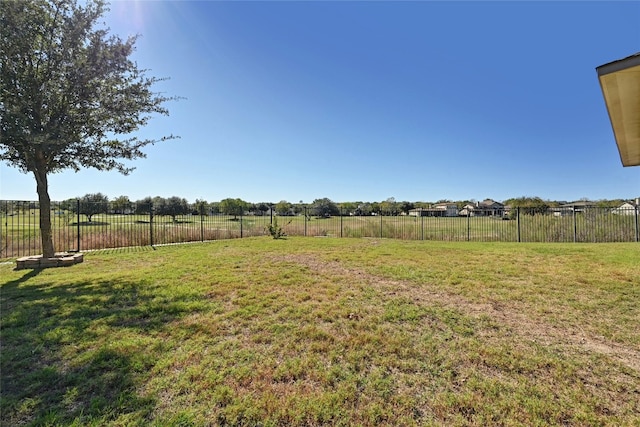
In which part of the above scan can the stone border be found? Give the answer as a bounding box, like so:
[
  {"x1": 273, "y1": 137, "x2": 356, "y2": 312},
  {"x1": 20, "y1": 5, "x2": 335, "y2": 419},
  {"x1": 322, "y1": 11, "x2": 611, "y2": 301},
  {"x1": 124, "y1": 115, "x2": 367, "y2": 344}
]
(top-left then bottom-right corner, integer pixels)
[{"x1": 16, "y1": 252, "x2": 84, "y2": 270}]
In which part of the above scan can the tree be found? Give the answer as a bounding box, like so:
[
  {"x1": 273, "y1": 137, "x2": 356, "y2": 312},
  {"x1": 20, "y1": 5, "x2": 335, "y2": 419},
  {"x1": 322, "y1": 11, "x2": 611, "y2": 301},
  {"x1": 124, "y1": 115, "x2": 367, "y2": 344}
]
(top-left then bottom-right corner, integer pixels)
[
  {"x1": 219, "y1": 198, "x2": 248, "y2": 220},
  {"x1": 209, "y1": 201, "x2": 220, "y2": 215},
  {"x1": 311, "y1": 198, "x2": 339, "y2": 218},
  {"x1": 339, "y1": 201, "x2": 357, "y2": 215},
  {"x1": 193, "y1": 199, "x2": 208, "y2": 216},
  {"x1": 112, "y1": 195, "x2": 132, "y2": 214},
  {"x1": 399, "y1": 201, "x2": 415, "y2": 215},
  {"x1": 292, "y1": 202, "x2": 304, "y2": 216},
  {"x1": 354, "y1": 202, "x2": 373, "y2": 216},
  {"x1": 0, "y1": 0, "x2": 177, "y2": 257},
  {"x1": 59, "y1": 198, "x2": 77, "y2": 213},
  {"x1": 256, "y1": 203, "x2": 270, "y2": 216},
  {"x1": 134, "y1": 197, "x2": 153, "y2": 215},
  {"x1": 155, "y1": 196, "x2": 190, "y2": 222},
  {"x1": 74, "y1": 193, "x2": 109, "y2": 222},
  {"x1": 0, "y1": 201, "x2": 9, "y2": 216},
  {"x1": 504, "y1": 196, "x2": 550, "y2": 216},
  {"x1": 380, "y1": 197, "x2": 399, "y2": 215},
  {"x1": 275, "y1": 200, "x2": 292, "y2": 216},
  {"x1": 596, "y1": 198, "x2": 625, "y2": 208}
]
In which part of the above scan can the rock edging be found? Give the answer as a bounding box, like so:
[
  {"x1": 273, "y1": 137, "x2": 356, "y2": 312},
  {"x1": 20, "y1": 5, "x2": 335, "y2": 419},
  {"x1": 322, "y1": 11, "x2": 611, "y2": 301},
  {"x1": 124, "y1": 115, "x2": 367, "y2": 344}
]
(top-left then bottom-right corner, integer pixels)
[{"x1": 16, "y1": 253, "x2": 84, "y2": 270}]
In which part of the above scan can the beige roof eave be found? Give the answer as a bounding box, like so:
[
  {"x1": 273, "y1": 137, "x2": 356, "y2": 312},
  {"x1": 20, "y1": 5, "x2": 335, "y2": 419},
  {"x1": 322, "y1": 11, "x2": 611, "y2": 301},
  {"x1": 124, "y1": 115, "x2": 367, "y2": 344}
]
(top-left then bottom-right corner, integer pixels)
[{"x1": 597, "y1": 53, "x2": 640, "y2": 167}]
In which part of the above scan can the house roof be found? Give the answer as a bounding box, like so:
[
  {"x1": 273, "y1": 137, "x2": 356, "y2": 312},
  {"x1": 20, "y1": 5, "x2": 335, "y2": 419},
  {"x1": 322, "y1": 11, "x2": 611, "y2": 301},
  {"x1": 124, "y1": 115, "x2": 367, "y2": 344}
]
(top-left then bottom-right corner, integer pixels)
[
  {"x1": 479, "y1": 199, "x2": 504, "y2": 207},
  {"x1": 561, "y1": 201, "x2": 596, "y2": 208},
  {"x1": 596, "y1": 53, "x2": 640, "y2": 167}
]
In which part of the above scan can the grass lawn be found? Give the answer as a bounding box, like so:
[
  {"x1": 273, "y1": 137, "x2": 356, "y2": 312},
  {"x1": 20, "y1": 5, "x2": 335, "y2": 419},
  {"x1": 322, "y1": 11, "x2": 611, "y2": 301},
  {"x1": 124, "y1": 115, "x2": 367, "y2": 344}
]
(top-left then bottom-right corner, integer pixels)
[{"x1": 1, "y1": 237, "x2": 639, "y2": 426}]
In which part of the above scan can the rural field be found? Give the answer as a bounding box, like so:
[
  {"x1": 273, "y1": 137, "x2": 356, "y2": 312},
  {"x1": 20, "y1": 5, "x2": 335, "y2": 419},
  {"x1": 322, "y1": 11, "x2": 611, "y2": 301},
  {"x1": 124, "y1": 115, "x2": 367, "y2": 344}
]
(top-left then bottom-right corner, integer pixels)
[
  {"x1": 1, "y1": 237, "x2": 639, "y2": 426},
  {"x1": 3, "y1": 206, "x2": 638, "y2": 259}
]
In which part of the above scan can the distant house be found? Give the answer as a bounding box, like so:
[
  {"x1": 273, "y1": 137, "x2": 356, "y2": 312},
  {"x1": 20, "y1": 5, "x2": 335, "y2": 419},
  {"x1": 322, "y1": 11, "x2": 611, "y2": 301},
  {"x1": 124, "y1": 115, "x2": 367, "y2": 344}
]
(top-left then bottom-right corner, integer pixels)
[
  {"x1": 560, "y1": 201, "x2": 595, "y2": 212},
  {"x1": 552, "y1": 208, "x2": 572, "y2": 217},
  {"x1": 612, "y1": 201, "x2": 638, "y2": 215},
  {"x1": 434, "y1": 203, "x2": 459, "y2": 217},
  {"x1": 458, "y1": 205, "x2": 475, "y2": 217},
  {"x1": 554, "y1": 201, "x2": 596, "y2": 216},
  {"x1": 409, "y1": 203, "x2": 458, "y2": 217},
  {"x1": 408, "y1": 208, "x2": 422, "y2": 217},
  {"x1": 458, "y1": 199, "x2": 505, "y2": 217},
  {"x1": 503, "y1": 205, "x2": 513, "y2": 217}
]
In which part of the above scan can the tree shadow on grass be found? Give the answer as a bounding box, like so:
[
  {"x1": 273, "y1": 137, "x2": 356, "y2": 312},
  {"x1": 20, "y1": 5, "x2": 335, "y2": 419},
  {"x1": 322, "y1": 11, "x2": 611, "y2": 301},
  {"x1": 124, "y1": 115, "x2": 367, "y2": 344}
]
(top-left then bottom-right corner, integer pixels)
[
  {"x1": 69, "y1": 221, "x2": 110, "y2": 226},
  {"x1": 0, "y1": 271, "x2": 193, "y2": 426}
]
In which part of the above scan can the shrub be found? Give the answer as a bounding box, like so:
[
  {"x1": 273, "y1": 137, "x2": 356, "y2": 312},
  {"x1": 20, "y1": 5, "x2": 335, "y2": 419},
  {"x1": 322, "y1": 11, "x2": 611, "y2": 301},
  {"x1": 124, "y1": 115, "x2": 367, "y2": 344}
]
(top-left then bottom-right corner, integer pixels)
[{"x1": 266, "y1": 216, "x2": 288, "y2": 239}]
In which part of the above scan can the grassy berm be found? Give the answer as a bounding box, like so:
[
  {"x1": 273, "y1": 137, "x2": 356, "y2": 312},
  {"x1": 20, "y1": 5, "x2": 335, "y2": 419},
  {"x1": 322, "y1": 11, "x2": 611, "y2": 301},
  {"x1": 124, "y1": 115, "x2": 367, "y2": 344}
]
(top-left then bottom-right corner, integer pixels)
[{"x1": 1, "y1": 237, "x2": 639, "y2": 426}]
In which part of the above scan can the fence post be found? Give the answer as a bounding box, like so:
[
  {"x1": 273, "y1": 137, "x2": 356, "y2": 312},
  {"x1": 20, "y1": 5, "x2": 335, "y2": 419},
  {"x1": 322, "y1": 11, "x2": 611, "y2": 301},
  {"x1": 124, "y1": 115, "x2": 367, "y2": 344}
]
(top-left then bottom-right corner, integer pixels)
[
  {"x1": 340, "y1": 209, "x2": 343, "y2": 238},
  {"x1": 516, "y1": 207, "x2": 521, "y2": 243},
  {"x1": 149, "y1": 202, "x2": 154, "y2": 247},
  {"x1": 380, "y1": 211, "x2": 383, "y2": 238},
  {"x1": 467, "y1": 212, "x2": 470, "y2": 241},
  {"x1": 573, "y1": 207, "x2": 577, "y2": 243},
  {"x1": 76, "y1": 199, "x2": 81, "y2": 252},
  {"x1": 240, "y1": 211, "x2": 243, "y2": 238},
  {"x1": 3, "y1": 201, "x2": 7, "y2": 257},
  {"x1": 635, "y1": 205, "x2": 639, "y2": 243},
  {"x1": 421, "y1": 215, "x2": 424, "y2": 240},
  {"x1": 304, "y1": 207, "x2": 307, "y2": 236},
  {"x1": 200, "y1": 211, "x2": 204, "y2": 242}
]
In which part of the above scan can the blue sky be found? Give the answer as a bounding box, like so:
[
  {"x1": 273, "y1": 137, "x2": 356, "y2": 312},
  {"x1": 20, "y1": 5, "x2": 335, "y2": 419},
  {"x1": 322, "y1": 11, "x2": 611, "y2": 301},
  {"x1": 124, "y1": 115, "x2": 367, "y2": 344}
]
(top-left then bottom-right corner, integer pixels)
[{"x1": 1, "y1": 0, "x2": 639, "y2": 204}]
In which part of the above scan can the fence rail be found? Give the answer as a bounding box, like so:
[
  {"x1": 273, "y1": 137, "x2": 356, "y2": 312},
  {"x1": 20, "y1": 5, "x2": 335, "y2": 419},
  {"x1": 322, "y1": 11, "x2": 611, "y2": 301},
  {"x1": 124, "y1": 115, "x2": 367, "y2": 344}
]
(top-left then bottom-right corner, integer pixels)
[{"x1": 1, "y1": 200, "x2": 638, "y2": 259}]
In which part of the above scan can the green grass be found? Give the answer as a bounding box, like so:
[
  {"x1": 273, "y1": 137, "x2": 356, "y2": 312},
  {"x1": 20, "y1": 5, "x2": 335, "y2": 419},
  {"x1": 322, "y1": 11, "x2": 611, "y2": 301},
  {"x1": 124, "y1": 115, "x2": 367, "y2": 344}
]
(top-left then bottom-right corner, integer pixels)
[{"x1": 1, "y1": 238, "x2": 639, "y2": 426}]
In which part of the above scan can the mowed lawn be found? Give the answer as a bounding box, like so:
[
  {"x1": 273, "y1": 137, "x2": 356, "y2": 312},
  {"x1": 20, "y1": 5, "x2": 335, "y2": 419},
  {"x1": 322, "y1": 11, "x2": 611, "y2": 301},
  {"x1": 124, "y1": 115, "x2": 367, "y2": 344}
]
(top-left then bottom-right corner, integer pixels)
[{"x1": 1, "y1": 238, "x2": 639, "y2": 426}]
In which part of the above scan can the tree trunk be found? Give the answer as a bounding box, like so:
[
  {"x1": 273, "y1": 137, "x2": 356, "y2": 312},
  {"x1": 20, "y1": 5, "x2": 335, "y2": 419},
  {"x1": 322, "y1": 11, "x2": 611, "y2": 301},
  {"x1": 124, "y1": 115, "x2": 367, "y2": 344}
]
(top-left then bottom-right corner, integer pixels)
[{"x1": 33, "y1": 163, "x2": 56, "y2": 258}]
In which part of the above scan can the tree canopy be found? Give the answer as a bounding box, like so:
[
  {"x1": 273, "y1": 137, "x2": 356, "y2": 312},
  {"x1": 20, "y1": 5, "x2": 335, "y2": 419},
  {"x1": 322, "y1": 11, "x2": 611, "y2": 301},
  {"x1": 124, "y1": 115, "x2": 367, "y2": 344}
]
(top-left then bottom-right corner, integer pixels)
[
  {"x1": 311, "y1": 198, "x2": 340, "y2": 218},
  {"x1": 74, "y1": 193, "x2": 109, "y2": 222},
  {"x1": 154, "y1": 196, "x2": 190, "y2": 222},
  {"x1": 112, "y1": 195, "x2": 132, "y2": 215},
  {"x1": 275, "y1": 200, "x2": 292, "y2": 216},
  {"x1": 219, "y1": 198, "x2": 249, "y2": 219},
  {"x1": 0, "y1": 0, "x2": 177, "y2": 257},
  {"x1": 134, "y1": 197, "x2": 153, "y2": 215},
  {"x1": 503, "y1": 196, "x2": 551, "y2": 216},
  {"x1": 193, "y1": 199, "x2": 208, "y2": 216}
]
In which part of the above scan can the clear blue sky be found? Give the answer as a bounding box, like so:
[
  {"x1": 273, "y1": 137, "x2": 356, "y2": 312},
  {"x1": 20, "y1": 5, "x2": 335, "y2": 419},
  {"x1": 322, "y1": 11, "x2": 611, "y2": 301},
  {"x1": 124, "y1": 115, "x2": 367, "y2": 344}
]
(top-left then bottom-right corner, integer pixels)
[{"x1": 1, "y1": 0, "x2": 639, "y2": 204}]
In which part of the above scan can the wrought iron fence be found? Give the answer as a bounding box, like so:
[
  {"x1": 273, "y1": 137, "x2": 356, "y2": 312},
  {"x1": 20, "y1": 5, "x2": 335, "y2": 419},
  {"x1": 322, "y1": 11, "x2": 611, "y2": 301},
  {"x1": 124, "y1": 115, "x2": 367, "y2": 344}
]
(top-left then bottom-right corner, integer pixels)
[{"x1": 1, "y1": 200, "x2": 638, "y2": 259}]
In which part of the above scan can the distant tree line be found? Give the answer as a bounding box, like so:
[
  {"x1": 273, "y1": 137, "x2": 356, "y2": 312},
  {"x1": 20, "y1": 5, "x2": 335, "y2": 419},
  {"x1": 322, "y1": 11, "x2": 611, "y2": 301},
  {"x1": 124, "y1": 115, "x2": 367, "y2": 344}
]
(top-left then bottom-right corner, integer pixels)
[{"x1": 44, "y1": 194, "x2": 636, "y2": 221}]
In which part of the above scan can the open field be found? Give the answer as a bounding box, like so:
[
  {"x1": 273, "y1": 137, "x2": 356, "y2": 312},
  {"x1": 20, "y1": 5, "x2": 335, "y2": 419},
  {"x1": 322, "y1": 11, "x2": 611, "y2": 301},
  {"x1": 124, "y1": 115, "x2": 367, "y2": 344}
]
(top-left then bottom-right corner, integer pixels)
[
  {"x1": 2, "y1": 206, "x2": 639, "y2": 258},
  {"x1": 1, "y1": 237, "x2": 639, "y2": 426}
]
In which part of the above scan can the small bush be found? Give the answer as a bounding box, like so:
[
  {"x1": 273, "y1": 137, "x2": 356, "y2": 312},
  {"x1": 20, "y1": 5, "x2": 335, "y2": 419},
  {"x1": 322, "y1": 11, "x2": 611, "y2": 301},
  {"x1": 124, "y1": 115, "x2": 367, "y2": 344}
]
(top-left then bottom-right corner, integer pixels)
[{"x1": 266, "y1": 216, "x2": 288, "y2": 239}]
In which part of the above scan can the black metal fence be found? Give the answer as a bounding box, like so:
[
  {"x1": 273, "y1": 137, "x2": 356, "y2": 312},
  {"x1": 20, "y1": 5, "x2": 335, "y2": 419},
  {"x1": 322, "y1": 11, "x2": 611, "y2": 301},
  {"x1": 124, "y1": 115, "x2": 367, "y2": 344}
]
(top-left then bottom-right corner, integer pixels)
[{"x1": 1, "y1": 200, "x2": 638, "y2": 259}]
